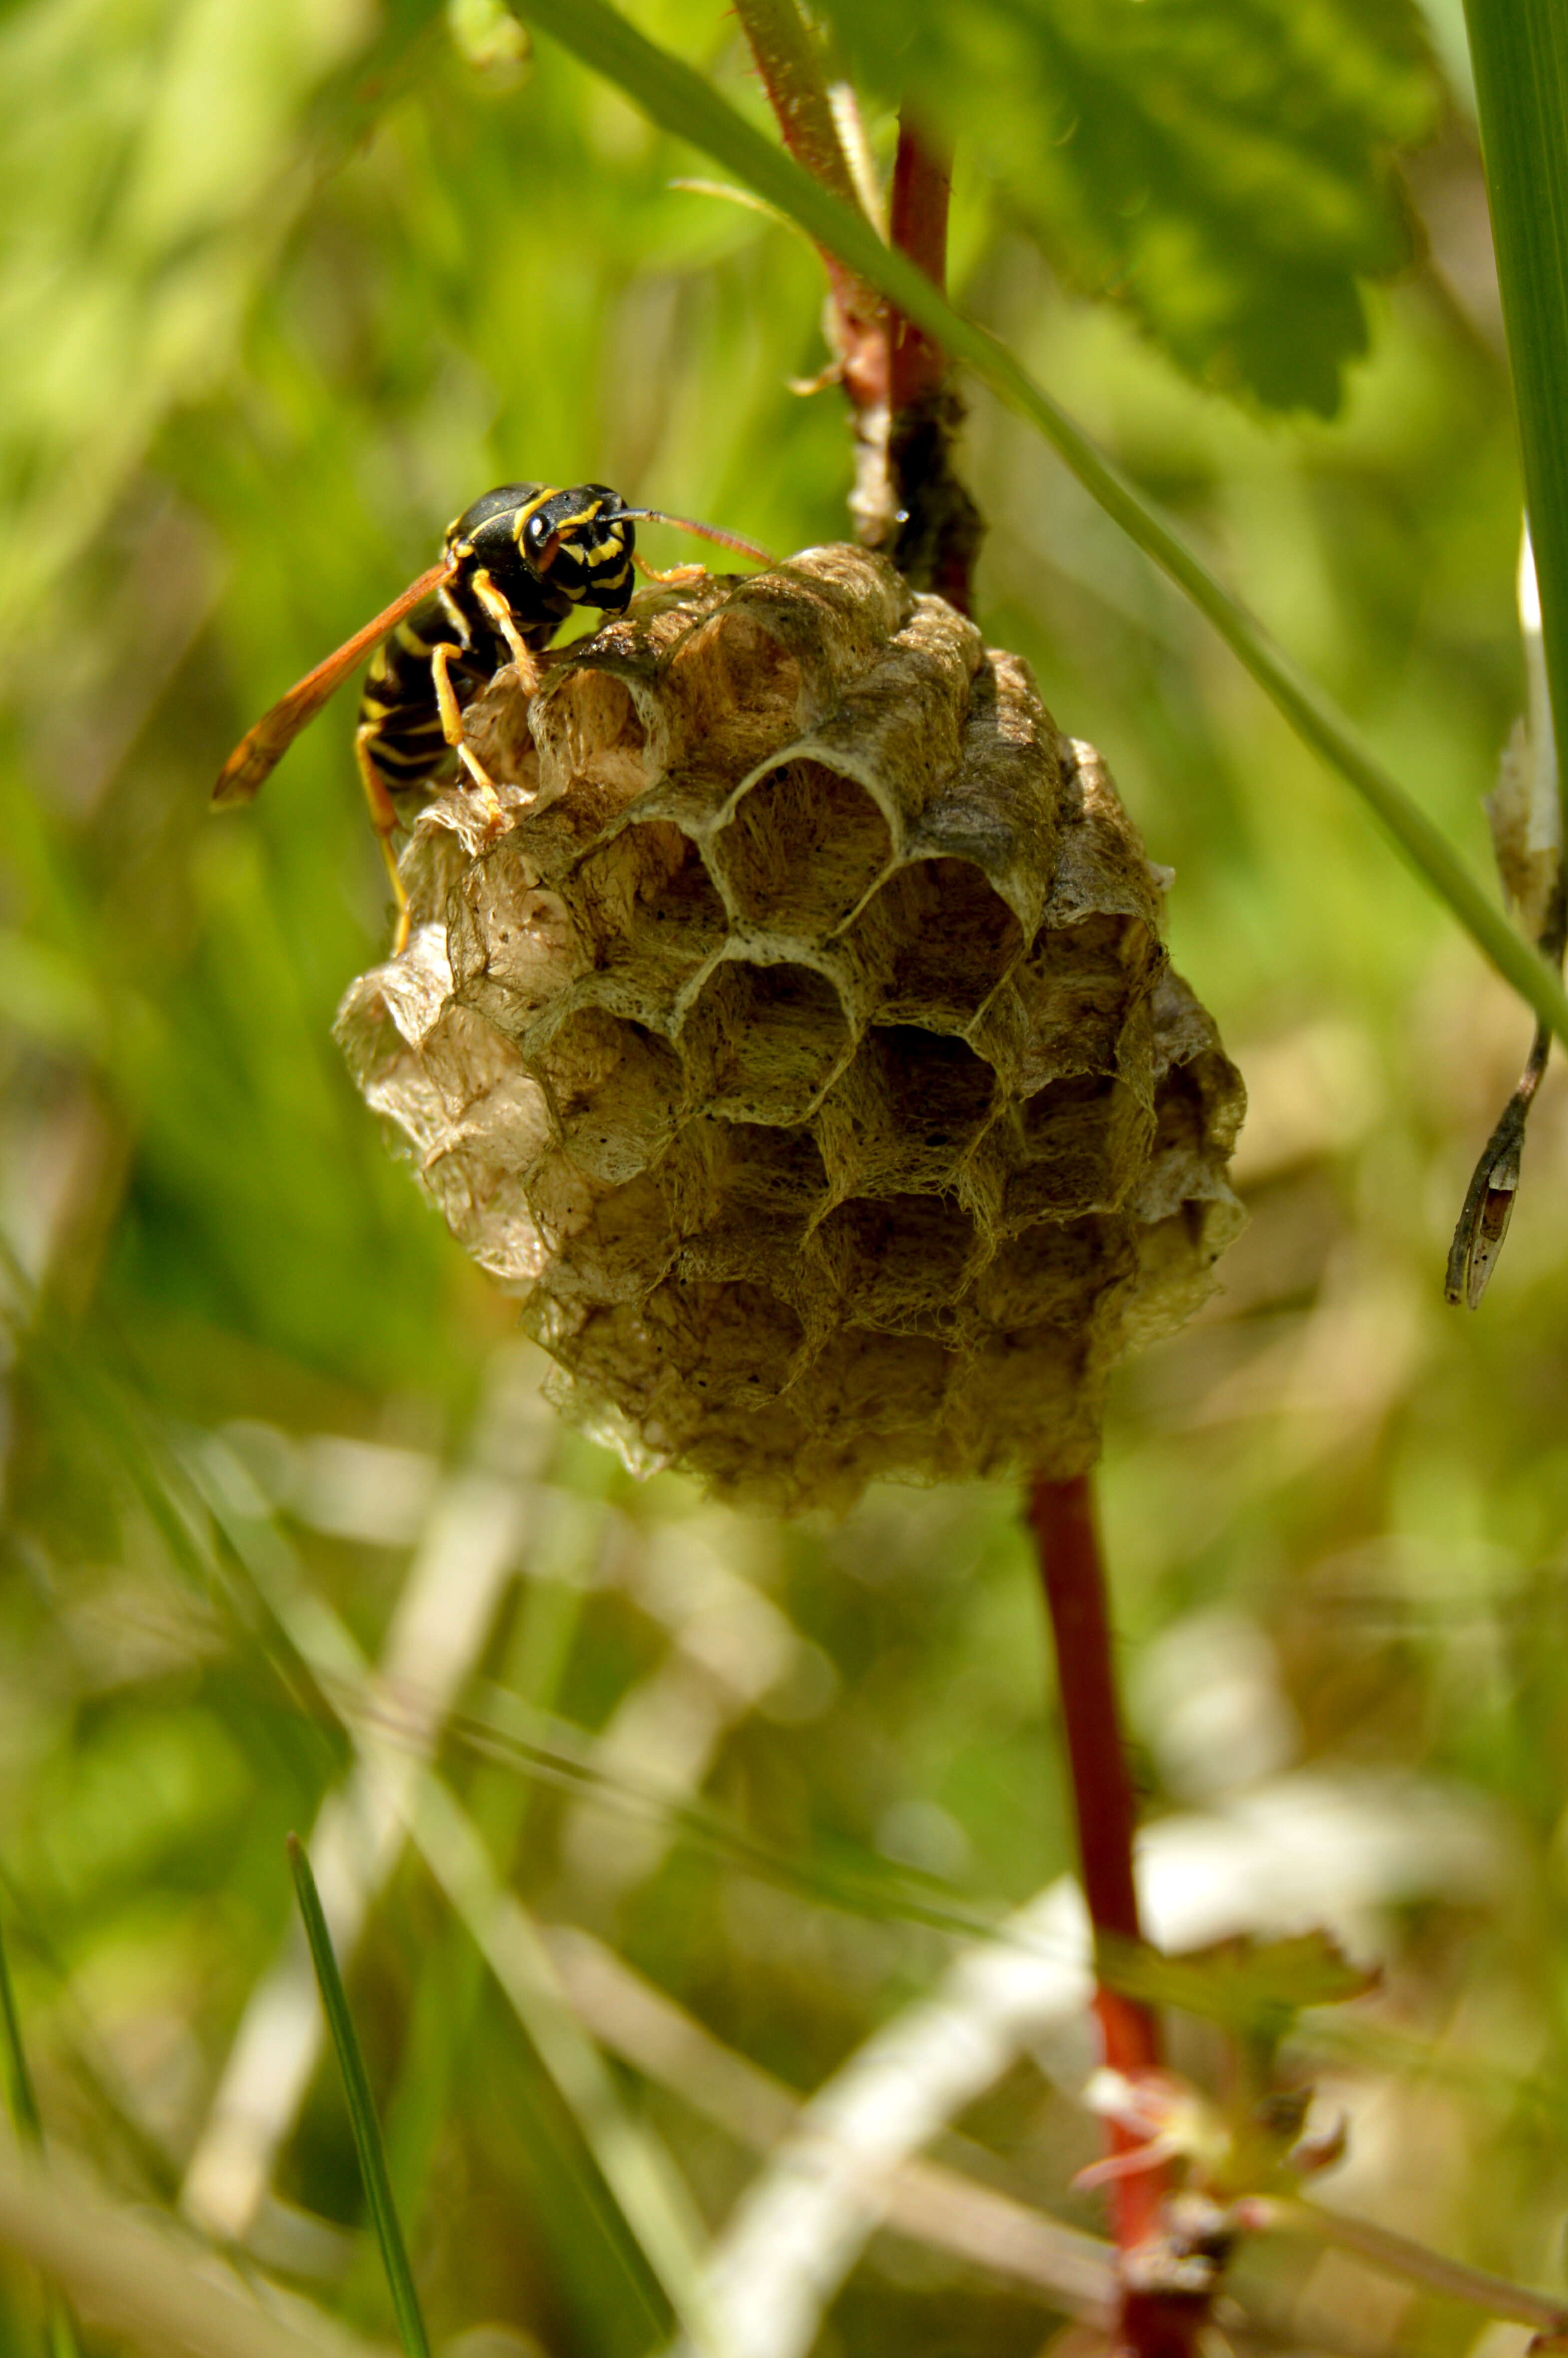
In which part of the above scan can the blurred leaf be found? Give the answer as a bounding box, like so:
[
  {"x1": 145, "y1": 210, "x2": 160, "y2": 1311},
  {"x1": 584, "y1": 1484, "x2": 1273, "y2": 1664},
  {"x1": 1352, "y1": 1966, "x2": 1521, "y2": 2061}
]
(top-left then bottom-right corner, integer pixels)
[
  {"x1": 813, "y1": 0, "x2": 1443, "y2": 412},
  {"x1": 1107, "y1": 1931, "x2": 1379, "y2": 2035}
]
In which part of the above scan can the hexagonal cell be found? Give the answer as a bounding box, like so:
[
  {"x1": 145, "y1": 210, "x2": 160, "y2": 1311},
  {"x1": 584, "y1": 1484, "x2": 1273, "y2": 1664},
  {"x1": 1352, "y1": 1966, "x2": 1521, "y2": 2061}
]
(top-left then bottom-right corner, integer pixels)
[
  {"x1": 445, "y1": 854, "x2": 587, "y2": 1041},
  {"x1": 674, "y1": 1398, "x2": 818, "y2": 1503},
  {"x1": 418, "y1": 1153, "x2": 548, "y2": 1289},
  {"x1": 900, "y1": 650, "x2": 1067, "y2": 935},
  {"x1": 662, "y1": 550, "x2": 912, "y2": 760},
  {"x1": 658, "y1": 1116, "x2": 829, "y2": 1237},
  {"x1": 943, "y1": 1321, "x2": 1103, "y2": 1484},
  {"x1": 1048, "y1": 741, "x2": 1161, "y2": 900},
  {"x1": 785, "y1": 600, "x2": 982, "y2": 845},
  {"x1": 868, "y1": 1022, "x2": 997, "y2": 1153},
  {"x1": 1009, "y1": 912, "x2": 1162, "y2": 1095},
  {"x1": 657, "y1": 1120, "x2": 830, "y2": 1300},
  {"x1": 632, "y1": 1276, "x2": 809, "y2": 1411},
  {"x1": 559, "y1": 821, "x2": 726, "y2": 1019},
  {"x1": 664, "y1": 603, "x2": 810, "y2": 767},
  {"x1": 710, "y1": 759, "x2": 894, "y2": 935},
  {"x1": 1001, "y1": 1071, "x2": 1154, "y2": 1223},
  {"x1": 845, "y1": 856, "x2": 1024, "y2": 1023},
  {"x1": 527, "y1": 1006, "x2": 683, "y2": 1183},
  {"x1": 533, "y1": 1169, "x2": 677, "y2": 1306},
  {"x1": 1148, "y1": 968, "x2": 1247, "y2": 1158},
  {"x1": 789, "y1": 1325, "x2": 954, "y2": 1438},
  {"x1": 530, "y1": 663, "x2": 653, "y2": 812},
  {"x1": 812, "y1": 1192, "x2": 983, "y2": 1330},
  {"x1": 812, "y1": 1026, "x2": 998, "y2": 1199},
  {"x1": 973, "y1": 1216, "x2": 1138, "y2": 1334},
  {"x1": 675, "y1": 957, "x2": 853, "y2": 1123}
]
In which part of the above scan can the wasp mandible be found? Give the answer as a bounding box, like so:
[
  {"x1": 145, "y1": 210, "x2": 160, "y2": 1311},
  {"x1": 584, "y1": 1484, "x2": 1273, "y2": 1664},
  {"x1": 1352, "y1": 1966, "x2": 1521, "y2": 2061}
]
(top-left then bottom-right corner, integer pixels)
[{"x1": 213, "y1": 481, "x2": 773, "y2": 946}]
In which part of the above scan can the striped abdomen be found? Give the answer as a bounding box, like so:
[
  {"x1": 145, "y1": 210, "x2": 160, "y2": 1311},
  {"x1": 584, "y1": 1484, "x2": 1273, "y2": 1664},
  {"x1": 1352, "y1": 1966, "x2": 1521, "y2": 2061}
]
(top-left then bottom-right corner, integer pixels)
[{"x1": 357, "y1": 594, "x2": 501, "y2": 791}]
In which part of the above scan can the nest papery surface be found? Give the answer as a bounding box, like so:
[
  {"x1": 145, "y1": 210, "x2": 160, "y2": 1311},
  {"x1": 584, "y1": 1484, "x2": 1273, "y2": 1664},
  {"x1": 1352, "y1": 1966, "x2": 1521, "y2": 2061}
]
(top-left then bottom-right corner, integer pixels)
[{"x1": 337, "y1": 546, "x2": 1244, "y2": 1513}]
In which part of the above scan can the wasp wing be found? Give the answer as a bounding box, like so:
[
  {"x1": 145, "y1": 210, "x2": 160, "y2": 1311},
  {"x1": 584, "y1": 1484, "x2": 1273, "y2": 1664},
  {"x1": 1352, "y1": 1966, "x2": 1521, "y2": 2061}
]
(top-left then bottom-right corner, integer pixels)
[{"x1": 212, "y1": 561, "x2": 454, "y2": 806}]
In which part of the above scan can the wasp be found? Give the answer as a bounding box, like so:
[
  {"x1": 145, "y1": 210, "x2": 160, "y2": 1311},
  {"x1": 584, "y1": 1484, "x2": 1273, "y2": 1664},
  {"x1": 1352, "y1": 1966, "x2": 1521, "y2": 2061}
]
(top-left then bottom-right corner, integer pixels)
[{"x1": 213, "y1": 481, "x2": 773, "y2": 947}]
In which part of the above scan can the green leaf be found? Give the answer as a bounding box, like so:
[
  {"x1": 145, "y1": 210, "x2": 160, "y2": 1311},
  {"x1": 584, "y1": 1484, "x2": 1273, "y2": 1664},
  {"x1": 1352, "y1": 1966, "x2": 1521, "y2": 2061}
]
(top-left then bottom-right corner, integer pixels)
[
  {"x1": 1106, "y1": 1930, "x2": 1379, "y2": 2032},
  {"x1": 507, "y1": 0, "x2": 1568, "y2": 1051},
  {"x1": 811, "y1": 0, "x2": 1443, "y2": 413},
  {"x1": 287, "y1": 1836, "x2": 433, "y2": 2358}
]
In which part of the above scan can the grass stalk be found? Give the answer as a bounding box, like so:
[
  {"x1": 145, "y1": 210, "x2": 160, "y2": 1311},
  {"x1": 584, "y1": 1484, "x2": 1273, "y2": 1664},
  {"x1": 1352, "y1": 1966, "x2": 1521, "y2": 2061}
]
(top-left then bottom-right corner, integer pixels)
[
  {"x1": 510, "y1": 0, "x2": 1568, "y2": 1050},
  {"x1": 1462, "y1": 0, "x2": 1568, "y2": 823},
  {"x1": 286, "y1": 1837, "x2": 432, "y2": 2358}
]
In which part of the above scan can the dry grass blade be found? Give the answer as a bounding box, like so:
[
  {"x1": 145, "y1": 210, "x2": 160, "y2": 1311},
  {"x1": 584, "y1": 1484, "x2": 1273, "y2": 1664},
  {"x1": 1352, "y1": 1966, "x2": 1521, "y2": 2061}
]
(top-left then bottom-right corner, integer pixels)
[{"x1": 0, "y1": 2132, "x2": 389, "y2": 2358}]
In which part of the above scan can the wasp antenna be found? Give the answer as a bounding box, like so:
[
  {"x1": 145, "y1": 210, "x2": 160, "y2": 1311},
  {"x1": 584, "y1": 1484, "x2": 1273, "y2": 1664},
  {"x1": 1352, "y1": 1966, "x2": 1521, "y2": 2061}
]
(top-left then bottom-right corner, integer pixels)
[{"x1": 621, "y1": 511, "x2": 777, "y2": 568}]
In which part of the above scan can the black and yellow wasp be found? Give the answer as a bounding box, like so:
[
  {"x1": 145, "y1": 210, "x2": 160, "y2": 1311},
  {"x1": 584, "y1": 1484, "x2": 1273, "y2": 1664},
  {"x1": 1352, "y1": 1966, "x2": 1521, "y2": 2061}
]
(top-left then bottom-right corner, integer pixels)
[{"x1": 213, "y1": 481, "x2": 771, "y2": 945}]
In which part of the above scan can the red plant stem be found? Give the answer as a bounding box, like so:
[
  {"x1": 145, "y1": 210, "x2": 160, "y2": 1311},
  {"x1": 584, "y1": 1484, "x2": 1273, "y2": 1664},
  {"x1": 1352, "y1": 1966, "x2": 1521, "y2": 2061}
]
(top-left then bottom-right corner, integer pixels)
[
  {"x1": 887, "y1": 113, "x2": 951, "y2": 414},
  {"x1": 1030, "y1": 1473, "x2": 1202, "y2": 2358}
]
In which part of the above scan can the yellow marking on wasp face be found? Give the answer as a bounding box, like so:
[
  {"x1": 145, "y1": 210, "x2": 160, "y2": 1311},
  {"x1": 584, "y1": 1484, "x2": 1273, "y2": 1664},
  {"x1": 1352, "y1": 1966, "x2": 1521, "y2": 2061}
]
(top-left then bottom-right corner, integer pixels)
[
  {"x1": 509, "y1": 489, "x2": 558, "y2": 544},
  {"x1": 573, "y1": 531, "x2": 629, "y2": 567},
  {"x1": 551, "y1": 498, "x2": 607, "y2": 536}
]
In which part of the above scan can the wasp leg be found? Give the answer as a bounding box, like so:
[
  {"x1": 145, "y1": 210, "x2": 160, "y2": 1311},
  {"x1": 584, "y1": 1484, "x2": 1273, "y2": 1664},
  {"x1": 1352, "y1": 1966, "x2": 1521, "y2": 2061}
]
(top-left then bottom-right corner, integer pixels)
[
  {"x1": 355, "y1": 725, "x2": 414, "y2": 954},
  {"x1": 428, "y1": 640, "x2": 508, "y2": 833},
  {"x1": 468, "y1": 569, "x2": 545, "y2": 685},
  {"x1": 634, "y1": 554, "x2": 707, "y2": 587}
]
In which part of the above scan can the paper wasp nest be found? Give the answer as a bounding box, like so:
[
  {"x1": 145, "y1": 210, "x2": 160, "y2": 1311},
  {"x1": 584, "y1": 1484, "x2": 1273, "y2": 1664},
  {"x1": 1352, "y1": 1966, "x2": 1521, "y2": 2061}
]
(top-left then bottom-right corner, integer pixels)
[{"x1": 337, "y1": 548, "x2": 1244, "y2": 1513}]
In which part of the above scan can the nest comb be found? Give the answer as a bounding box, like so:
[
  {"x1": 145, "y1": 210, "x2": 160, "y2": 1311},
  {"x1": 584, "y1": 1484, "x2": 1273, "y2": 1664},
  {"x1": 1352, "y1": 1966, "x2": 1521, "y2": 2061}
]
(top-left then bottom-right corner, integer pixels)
[{"x1": 337, "y1": 545, "x2": 1244, "y2": 1514}]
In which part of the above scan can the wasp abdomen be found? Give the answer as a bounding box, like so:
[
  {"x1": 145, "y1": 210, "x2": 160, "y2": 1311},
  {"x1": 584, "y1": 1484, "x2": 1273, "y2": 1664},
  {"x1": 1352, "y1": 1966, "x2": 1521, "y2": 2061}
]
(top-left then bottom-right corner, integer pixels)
[{"x1": 358, "y1": 596, "x2": 499, "y2": 787}]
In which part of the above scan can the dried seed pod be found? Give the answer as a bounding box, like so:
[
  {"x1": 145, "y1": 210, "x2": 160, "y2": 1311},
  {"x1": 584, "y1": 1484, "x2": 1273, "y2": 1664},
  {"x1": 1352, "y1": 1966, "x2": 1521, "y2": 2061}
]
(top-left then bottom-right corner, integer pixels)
[{"x1": 337, "y1": 546, "x2": 1244, "y2": 1513}]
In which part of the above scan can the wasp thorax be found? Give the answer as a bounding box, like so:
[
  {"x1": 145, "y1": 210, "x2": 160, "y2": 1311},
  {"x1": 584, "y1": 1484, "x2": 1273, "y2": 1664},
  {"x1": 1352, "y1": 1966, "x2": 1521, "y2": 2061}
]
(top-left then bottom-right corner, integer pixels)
[{"x1": 337, "y1": 545, "x2": 1244, "y2": 1514}]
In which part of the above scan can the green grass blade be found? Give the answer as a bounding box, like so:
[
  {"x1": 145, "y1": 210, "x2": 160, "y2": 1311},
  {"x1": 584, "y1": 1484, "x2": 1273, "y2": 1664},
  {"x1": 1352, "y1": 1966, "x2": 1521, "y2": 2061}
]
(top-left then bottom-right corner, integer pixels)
[
  {"x1": 0, "y1": 1919, "x2": 45, "y2": 2152},
  {"x1": 0, "y1": 1915, "x2": 83, "y2": 2358},
  {"x1": 1462, "y1": 0, "x2": 1568, "y2": 824},
  {"x1": 285, "y1": 1836, "x2": 432, "y2": 2358},
  {"x1": 510, "y1": 0, "x2": 1568, "y2": 1051}
]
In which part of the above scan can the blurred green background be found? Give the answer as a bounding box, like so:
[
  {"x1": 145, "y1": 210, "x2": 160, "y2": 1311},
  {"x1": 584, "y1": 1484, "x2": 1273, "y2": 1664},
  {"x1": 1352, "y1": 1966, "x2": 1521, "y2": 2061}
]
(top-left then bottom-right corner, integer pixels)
[{"x1": 3, "y1": 1, "x2": 1567, "y2": 2353}]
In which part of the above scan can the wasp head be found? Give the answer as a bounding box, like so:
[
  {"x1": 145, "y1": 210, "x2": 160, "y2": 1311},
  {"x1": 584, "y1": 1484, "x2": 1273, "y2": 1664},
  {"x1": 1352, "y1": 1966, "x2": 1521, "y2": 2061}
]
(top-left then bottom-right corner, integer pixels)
[{"x1": 446, "y1": 483, "x2": 637, "y2": 630}]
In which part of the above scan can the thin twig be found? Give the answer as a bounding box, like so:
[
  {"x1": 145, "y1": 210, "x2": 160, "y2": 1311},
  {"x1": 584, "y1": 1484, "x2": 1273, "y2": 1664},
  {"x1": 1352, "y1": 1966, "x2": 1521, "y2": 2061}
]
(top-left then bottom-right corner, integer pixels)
[
  {"x1": 882, "y1": 112, "x2": 983, "y2": 609},
  {"x1": 730, "y1": 8, "x2": 983, "y2": 598}
]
